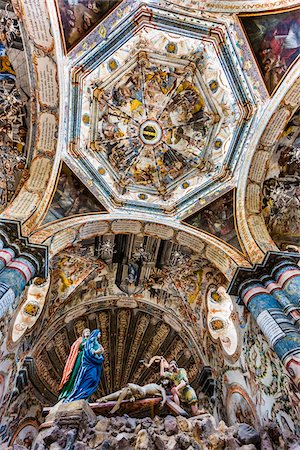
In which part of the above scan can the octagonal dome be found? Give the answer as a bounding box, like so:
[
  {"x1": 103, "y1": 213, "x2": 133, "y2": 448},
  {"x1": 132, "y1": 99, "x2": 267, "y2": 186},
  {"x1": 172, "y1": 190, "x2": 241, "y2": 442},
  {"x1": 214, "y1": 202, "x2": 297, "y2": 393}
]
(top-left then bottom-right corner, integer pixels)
[
  {"x1": 89, "y1": 51, "x2": 218, "y2": 198},
  {"x1": 68, "y1": 10, "x2": 255, "y2": 215}
]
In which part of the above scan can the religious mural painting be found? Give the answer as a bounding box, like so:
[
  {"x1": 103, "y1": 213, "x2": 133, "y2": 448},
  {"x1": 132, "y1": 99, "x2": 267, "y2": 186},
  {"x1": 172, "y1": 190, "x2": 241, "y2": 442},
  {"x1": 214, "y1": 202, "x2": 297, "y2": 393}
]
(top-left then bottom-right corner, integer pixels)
[
  {"x1": 43, "y1": 163, "x2": 107, "y2": 223},
  {"x1": 10, "y1": 421, "x2": 39, "y2": 448},
  {"x1": 55, "y1": 0, "x2": 122, "y2": 52},
  {"x1": 0, "y1": 29, "x2": 29, "y2": 213},
  {"x1": 226, "y1": 386, "x2": 258, "y2": 428},
  {"x1": 240, "y1": 7, "x2": 300, "y2": 94},
  {"x1": 77, "y1": 25, "x2": 251, "y2": 212},
  {"x1": 90, "y1": 50, "x2": 214, "y2": 197},
  {"x1": 262, "y1": 107, "x2": 300, "y2": 248},
  {"x1": 183, "y1": 190, "x2": 243, "y2": 252}
]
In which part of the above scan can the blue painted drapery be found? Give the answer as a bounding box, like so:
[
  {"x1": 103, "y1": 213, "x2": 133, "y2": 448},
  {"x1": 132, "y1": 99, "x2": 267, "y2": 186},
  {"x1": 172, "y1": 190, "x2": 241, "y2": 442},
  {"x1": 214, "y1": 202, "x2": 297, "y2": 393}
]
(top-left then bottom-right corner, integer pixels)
[{"x1": 65, "y1": 329, "x2": 104, "y2": 403}]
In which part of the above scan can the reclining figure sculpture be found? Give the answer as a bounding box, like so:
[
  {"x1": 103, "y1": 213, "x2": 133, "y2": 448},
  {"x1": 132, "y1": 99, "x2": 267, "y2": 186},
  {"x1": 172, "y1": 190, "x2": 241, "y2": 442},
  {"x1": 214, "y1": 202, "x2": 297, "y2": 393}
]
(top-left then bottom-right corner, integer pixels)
[{"x1": 97, "y1": 382, "x2": 167, "y2": 414}]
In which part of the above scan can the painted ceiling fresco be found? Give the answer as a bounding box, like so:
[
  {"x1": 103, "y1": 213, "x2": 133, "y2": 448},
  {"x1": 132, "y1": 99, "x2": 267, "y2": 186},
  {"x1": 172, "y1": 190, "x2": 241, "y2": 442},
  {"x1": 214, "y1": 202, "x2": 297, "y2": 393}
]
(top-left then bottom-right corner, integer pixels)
[
  {"x1": 0, "y1": 9, "x2": 29, "y2": 214},
  {"x1": 262, "y1": 107, "x2": 300, "y2": 249},
  {"x1": 91, "y1": 52, "x2": 215, "y2": 197},
  {"x1": 240, "y1": 8, "x2": 300, "y2": 94},
  {"x1": 56, "y1": 0, "x2": 121, "y2": 51},
  {"x1": 183, "y1": 190, "x2": 243, "y2": 253},
  {"x1": 43, "y1": 163, "x2": 106, "y2": 223},
  {"x1": 70, "y1": 23, "x2": 254, "y2": 214},
  {"x1": 43, "y1": 233, "x2": 226, "y2": 326}
]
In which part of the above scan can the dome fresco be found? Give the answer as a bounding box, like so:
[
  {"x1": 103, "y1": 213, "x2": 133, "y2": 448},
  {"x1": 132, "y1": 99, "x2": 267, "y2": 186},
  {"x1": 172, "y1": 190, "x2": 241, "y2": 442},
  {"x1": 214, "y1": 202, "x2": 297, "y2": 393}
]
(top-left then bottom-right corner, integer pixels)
[
  {"x1": 90, "y1": 52, "x2": 215, "y2": 197},
  {"x1": 1, "y1": 0, "x2": 300, "y2": 447},
  {"x1": 71, "y1": 25, "x2": 254, "y2": 213}
]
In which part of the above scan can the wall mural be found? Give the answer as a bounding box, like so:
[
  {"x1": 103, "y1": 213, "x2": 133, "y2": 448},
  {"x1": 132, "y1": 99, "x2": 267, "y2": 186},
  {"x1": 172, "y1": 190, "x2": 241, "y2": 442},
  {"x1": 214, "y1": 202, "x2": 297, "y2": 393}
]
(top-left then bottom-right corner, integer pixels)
[
  {"x1": 220, "y1": 313, "x2": 300, "y2": 439},
  {"x1": 262, "y1": 107, "x2": 300, "y2": 248},
  {"x1": 48, "y1": 250, "x2": 104, "y2": 316},
  {"x1": 0, "y1": 28, "x2": 29, "y2": 213},
  {"x1": 226, "y1": 387, "x2": 258, "y2": 428},
  {"x1": 240, "y1": 8, "x2": 300, "y2": 94},
  {"x1": 43, "y1": 163, "x2": 106, "y2": 223},
  {"x1": 239, "y1": 318, "x2": 300, "y2": 436},
  {"x1": 183, "y1": 190, "x2": 243, "y2": 252},
  {"x1": 56, "y1": 0, "x2": 122, "y2": 52},
  {"x1": 10, "y1": 420, "x2": 39, "y2": 448},
  {"x1": 0, "y1": 300, "x2": 43, "y2": 446}
]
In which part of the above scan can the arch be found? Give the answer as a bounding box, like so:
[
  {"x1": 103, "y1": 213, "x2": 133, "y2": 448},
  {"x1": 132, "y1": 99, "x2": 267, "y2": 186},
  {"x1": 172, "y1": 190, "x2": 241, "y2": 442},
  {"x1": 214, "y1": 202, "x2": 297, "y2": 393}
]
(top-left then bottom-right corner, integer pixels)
[
  {"x1": 160, "y1": 0, "x2": 300, "y2": 13},
  {"x1": 32, "y1": 295, "x2": 206, "y2": 364},
  {"x1": 0, "y1": 0, "x2": 63, "y2": 232},
  {"x1": 236, "y1": 59, "x2": 300, "y2": 263},
  {"x1": 206, "y1": 0, "x2": 300, "y2": 12},
  {"x1": 29, "y1": 213, "x2": 251, "y2": 279}
]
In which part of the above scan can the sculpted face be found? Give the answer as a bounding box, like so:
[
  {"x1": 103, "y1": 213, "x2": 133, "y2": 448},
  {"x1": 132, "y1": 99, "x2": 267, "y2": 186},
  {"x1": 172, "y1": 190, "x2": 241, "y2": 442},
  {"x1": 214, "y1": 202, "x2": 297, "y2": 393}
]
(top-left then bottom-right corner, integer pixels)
[
  {"x1": 169, "y1": 361, "x2": 178, "y2": 373},
  {"x1": 83, "y1": 328, "x2": 91, "y2": 338}
]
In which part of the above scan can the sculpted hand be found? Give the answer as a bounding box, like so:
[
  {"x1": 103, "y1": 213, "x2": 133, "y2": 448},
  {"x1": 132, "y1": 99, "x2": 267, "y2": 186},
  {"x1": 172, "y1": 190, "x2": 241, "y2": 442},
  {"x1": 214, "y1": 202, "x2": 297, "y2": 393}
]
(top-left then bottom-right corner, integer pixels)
[{"x1": 94, "y1": 345, "x2": 104, "y2": 355}]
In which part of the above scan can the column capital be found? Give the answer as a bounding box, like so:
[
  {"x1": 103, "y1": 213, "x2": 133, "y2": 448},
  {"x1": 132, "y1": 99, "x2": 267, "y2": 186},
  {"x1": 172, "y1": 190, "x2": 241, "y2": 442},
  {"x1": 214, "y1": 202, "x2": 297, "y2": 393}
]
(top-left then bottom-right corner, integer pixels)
[
  {"x1": 0, "y1": 219, "x2": 48, "y2": 278},
  {"x1": 227, "y1": 251, "x2": 300, "y2": 302}
]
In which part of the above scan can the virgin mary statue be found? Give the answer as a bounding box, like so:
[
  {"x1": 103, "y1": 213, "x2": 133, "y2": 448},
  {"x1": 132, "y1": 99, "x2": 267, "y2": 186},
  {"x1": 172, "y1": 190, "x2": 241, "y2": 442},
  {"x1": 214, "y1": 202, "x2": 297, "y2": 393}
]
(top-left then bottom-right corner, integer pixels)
[
  {"x1": 65, "y1": 329, "x2": 104, "y2": 403},
  {"x1": 58, "y1": 328, "x2": 91, "y2": 400}
]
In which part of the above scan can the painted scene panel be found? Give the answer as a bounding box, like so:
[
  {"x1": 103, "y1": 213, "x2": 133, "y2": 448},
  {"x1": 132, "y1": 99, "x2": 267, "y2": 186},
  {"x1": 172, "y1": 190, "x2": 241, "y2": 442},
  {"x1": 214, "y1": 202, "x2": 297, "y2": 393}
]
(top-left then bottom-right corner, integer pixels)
[
  {"x1": 240, "y1": 8, "x2": 300, "y2": 94},
  {"x1": 183, "y1": 190, "x2": 243, "y2": 252},
  {"x1": 43, "y1": 163, "x2": 106, "y2": 223},
  {"x1": 56, "y1": 0, "x2": 122, "y2": 51}
]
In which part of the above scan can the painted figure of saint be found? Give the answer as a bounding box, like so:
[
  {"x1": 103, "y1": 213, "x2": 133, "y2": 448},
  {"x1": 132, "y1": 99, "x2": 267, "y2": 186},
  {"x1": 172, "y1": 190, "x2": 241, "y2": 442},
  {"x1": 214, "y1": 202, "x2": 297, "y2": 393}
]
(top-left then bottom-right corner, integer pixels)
[
  {"x1": 160, "y1": 358, "x2": 202, "y2": 416},
  {"x1": 65, "y1": 329, "x2": 104, "y2": 403},
  {"x1": 58, "y1": 328, "x2": 91, "y2": 400},
  {"x1": 0, "y1": 43, "x2": 16, "y2": 81}
]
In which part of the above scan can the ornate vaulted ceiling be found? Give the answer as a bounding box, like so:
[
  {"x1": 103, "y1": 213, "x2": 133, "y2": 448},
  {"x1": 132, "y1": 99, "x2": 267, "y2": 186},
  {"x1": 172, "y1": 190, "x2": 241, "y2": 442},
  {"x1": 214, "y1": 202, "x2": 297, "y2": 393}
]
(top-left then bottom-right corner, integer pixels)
[
  {"x1": 69, "y1": 17, "x2": 255, "y2": 215},
  {"x1": 2, "y1": 0, "x2": 300, "y2": 412}
]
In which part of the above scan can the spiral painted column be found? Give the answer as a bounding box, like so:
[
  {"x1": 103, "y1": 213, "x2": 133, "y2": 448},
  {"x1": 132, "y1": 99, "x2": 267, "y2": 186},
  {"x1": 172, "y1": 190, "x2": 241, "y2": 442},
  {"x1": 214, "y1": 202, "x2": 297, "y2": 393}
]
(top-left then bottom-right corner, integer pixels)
[
  {"x1": 0, "y1": 254, "x2": 39, "y2": 318},
  {"x1": 272, "y1": 261, "x2": 300, "y2": 308},
  {"x1": 262, "y1": 275, "x2": 300, "y2": 325},
  {"x1": 0, "y1": 245, "x2": 16, "y2": 273},
  {"x1": 0, "y1": 220, "x2": 48, "y2": 320},
  {"x1": 239, "y1": 279, "x2": 300, "y2": 389},
  {"x1": 0, "y1": 233, "x2": 19, "y2": 273}
]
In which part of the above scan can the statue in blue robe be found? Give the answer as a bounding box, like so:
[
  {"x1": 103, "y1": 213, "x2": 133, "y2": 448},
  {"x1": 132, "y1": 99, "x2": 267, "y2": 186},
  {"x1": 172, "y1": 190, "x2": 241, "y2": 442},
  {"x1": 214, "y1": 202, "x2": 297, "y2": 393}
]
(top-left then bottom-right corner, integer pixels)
[{"x1": 64, "y1": 329, "x2": 104, "y2": 403}]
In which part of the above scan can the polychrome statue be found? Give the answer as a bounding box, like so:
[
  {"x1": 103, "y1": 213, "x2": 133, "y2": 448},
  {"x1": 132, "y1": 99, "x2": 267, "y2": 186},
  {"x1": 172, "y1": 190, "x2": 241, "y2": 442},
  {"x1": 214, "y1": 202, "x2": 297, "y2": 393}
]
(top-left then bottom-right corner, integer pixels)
[
  {"x1": 64, "y1": 329, "x2": 104, "y2": 403},
  {"x1": 159, "y1": 357, "x2": 202, "y2": 416},
  {"x1": 97, "y1": 382, "x2": 167, "y2": 414},
  {"x1": 58, "y1": 328, "x2": 91, "y2": 401}
]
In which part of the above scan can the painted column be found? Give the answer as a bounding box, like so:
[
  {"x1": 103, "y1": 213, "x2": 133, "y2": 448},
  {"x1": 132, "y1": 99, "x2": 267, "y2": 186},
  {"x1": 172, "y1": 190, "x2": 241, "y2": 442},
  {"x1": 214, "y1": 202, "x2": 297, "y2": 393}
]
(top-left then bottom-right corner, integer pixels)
[
  {"x1": 239, "y1": 279, "x2": 300, "y2": 390},
  {"x1": 0, "y1": 235, "x2": 18, "y2": 273},
  {"x1": 0, "y1": 245, "x2": 16, "y2": 273},
  {"x1": 262, "y1": 275, "x2": 300, "y2": 325},
  {"x1": 272, "y1": 261, "x2": 300, "y2": 308},
  {"x1": 0, "y1": 253, "x2": 38, "y2": 318},
  {"x1": 0, "y1": 219, "x2": 48, "y2": 320}
]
